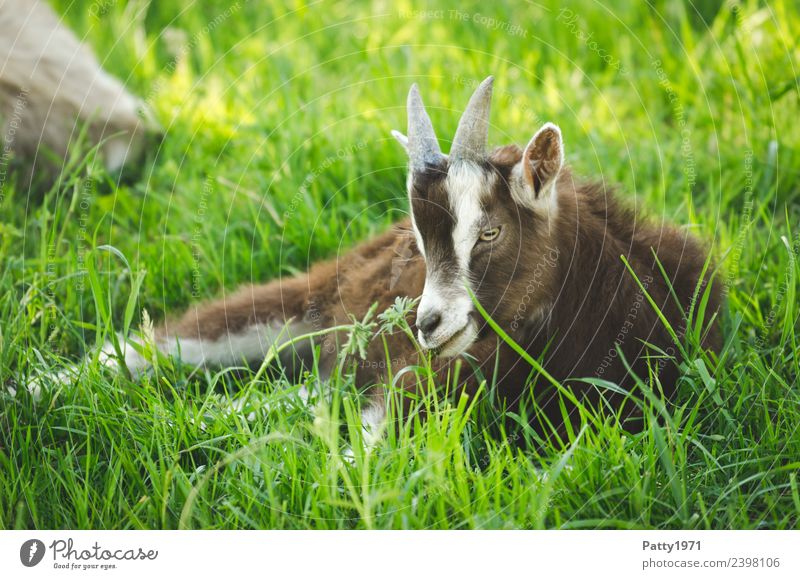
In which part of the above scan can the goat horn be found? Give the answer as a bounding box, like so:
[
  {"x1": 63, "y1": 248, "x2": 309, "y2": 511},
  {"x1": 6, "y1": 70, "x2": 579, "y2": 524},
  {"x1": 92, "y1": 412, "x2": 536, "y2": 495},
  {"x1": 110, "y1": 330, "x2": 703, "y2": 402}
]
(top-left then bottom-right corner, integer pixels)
[
  {"x1": 450, "y1": 75, "x2": 494, "y2": 162},
  {"x1": 407, "y1": 83, "x2": 443, "y2": 170}
]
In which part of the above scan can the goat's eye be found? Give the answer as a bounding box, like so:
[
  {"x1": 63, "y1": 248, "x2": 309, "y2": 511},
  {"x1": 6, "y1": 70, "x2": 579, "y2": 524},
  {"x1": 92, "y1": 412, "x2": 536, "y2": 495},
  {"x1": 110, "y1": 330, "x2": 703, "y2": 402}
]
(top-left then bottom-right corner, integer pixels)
[{"x1": 478, "y1": 227, "x2": 501, "y2": 242}]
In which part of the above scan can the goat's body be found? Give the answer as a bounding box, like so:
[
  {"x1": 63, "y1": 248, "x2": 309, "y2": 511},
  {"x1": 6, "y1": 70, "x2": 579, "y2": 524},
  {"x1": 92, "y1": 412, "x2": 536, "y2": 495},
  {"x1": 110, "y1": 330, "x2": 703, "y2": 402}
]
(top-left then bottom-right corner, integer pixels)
[
  {"x1": 155, "y1": 221, "x2": 426, "y2": 383},
  {"x1": 112, "y1": 167, "x2": 720, "y2": 431},
  {"x1": 545, "y1": 178, "x2": 721, "y2": 388},
  {"x1": 23, "y1": 77, "x2": 722, "y2": 437}
]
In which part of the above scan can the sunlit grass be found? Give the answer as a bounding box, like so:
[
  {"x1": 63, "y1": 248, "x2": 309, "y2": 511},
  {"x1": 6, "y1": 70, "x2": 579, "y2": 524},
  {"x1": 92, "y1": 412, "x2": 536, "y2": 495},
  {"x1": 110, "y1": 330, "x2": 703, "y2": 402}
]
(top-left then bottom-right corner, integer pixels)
[{"x1": 0, "y1": 0, "x2": 798, "y2": 529}]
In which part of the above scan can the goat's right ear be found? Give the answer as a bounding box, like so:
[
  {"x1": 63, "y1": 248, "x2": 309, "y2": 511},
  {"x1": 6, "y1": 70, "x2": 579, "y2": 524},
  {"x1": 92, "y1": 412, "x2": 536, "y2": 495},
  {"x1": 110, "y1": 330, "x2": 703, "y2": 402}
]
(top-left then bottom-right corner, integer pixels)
[
  {"x1": 511, "y1": 122, "x2": 564, "y2": 209},
  {"x1": 391, "y1": 129, "x2": 409, "y2": 153}
]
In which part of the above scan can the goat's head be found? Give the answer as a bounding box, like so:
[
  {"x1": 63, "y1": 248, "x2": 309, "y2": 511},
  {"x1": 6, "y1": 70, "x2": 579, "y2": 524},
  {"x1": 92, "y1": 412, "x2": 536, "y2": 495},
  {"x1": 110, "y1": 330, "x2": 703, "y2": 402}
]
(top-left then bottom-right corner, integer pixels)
[{"x1": 393, "y1": 76, "x2": 564, "y2": 357}]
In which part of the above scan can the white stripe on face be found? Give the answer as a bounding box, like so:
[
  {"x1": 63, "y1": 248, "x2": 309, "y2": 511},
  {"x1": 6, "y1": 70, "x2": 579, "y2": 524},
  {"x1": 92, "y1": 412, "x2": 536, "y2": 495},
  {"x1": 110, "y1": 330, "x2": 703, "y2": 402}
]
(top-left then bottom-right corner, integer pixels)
[
  {"x1": 446, "y1": 161, "x2": 493, "y2": 278},
  {"x1": 410, "y1": 161, "x2": 493, "y2": 355}
]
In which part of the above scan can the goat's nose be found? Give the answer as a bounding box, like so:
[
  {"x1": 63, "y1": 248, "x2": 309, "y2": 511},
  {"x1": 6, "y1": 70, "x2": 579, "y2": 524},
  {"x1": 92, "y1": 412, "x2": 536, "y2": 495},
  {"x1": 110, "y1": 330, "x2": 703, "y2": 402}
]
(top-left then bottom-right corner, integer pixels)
[{"x1": 417, "y1": 311, "x2": 442, "y2": 336}]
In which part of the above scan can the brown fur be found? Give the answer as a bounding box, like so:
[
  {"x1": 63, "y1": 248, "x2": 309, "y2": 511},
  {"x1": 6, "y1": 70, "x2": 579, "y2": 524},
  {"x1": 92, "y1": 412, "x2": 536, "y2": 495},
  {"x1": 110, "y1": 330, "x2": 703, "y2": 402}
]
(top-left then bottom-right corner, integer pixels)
[{"x1": 159, "y1": 143, "x2": 722, "y2": 432}]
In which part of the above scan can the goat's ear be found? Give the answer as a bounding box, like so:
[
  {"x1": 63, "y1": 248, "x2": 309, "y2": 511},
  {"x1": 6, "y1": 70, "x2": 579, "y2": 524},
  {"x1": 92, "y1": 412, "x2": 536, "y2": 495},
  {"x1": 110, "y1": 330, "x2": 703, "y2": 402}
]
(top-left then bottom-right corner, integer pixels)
[
  {"x1": 512, "y1": 122, "x2": 564, "y2": 208},
  {"x1": 391, "y1": 129, "x2": 409, "y2": 152}
]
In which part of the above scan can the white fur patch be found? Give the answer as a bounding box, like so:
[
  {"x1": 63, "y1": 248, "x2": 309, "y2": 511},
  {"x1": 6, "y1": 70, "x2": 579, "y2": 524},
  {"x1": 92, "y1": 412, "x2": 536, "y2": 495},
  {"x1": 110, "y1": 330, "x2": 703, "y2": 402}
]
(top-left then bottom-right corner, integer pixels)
[
  {"x1": 436, "y1": 319, "x2": 479, "y2": 358},
  {"x1": 18, "y1": 321, "x2": 312, "y2": 400},
  {"x1": 414, "y1": 161, "x2": 493, "y2": 356},
  {"x1": 159, "y1": 321, "x2": 313, "y2": 369},
  {"x1": 417, "y1": 275, "x2": 474, "y2": 352},
  {"x1": 360, "y1": 403, "x2": 386, "y2": 448},
  {"x1": 446, "y1": 161, "x2": 493, "y2": 274}
]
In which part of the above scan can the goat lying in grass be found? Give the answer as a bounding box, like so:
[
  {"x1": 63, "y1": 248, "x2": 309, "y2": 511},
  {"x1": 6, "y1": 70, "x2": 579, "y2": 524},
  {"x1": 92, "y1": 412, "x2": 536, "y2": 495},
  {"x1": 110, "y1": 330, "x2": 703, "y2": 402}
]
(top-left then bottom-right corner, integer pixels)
[{"x1": 27, "y1": 76, "x2": 722, "y2": 436}]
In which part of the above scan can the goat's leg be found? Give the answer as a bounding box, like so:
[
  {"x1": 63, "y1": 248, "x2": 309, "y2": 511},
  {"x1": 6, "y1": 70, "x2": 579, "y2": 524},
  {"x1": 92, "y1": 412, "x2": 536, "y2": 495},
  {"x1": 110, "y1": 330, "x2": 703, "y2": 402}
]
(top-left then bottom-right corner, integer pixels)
[
  {"x1": 126, "y1": 277, "x2": 321, "y2": 377},
  {"x1": 22, "y1": 276, "x2": 320, "y2": 396}
]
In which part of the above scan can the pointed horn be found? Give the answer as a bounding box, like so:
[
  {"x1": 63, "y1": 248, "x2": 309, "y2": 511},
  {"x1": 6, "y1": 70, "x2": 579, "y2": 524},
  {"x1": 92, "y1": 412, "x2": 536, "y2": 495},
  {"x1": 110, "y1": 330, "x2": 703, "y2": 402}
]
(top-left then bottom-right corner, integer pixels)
[
  {"x1": 450, "y1": 75, "x2": 494, "y2": 162},
  {"x1": 407, "y1": 83, "x2": 443, "y2": 170}
]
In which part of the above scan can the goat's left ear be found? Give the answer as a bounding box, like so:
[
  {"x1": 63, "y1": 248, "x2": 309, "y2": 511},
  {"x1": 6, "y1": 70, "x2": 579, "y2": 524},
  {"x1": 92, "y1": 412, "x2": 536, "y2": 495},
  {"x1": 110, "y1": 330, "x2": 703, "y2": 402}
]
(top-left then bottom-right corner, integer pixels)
[
  {"x1": 512, "y1": 122, "x2": 564, "y2": 208},
  {"x1": 391, "y1": 130, "x2": 409, "y2": 152}
]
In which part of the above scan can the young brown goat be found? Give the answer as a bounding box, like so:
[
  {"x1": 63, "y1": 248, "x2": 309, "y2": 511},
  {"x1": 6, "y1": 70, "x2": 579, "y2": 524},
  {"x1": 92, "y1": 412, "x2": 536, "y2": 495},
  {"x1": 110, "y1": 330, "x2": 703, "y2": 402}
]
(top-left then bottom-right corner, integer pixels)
[{"x1": 33, "y1": 76, "x2": 722, "y2": 435}]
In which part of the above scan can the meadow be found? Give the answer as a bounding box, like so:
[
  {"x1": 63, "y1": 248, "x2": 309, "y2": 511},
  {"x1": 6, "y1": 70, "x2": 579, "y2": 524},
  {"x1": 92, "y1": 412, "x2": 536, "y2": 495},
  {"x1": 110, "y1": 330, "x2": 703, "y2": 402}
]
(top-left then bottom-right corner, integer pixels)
[{"x1": 1, "y1": 0, "x2": 799, "y2": 529}]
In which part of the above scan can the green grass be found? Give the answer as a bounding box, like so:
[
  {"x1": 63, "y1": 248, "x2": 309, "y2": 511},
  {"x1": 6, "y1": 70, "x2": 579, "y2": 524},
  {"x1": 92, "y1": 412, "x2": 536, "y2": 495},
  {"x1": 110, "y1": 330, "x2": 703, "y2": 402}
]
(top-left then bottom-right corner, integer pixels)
[{"x1": 1, "y1": 0, "x2": 799, "y2": 529}]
